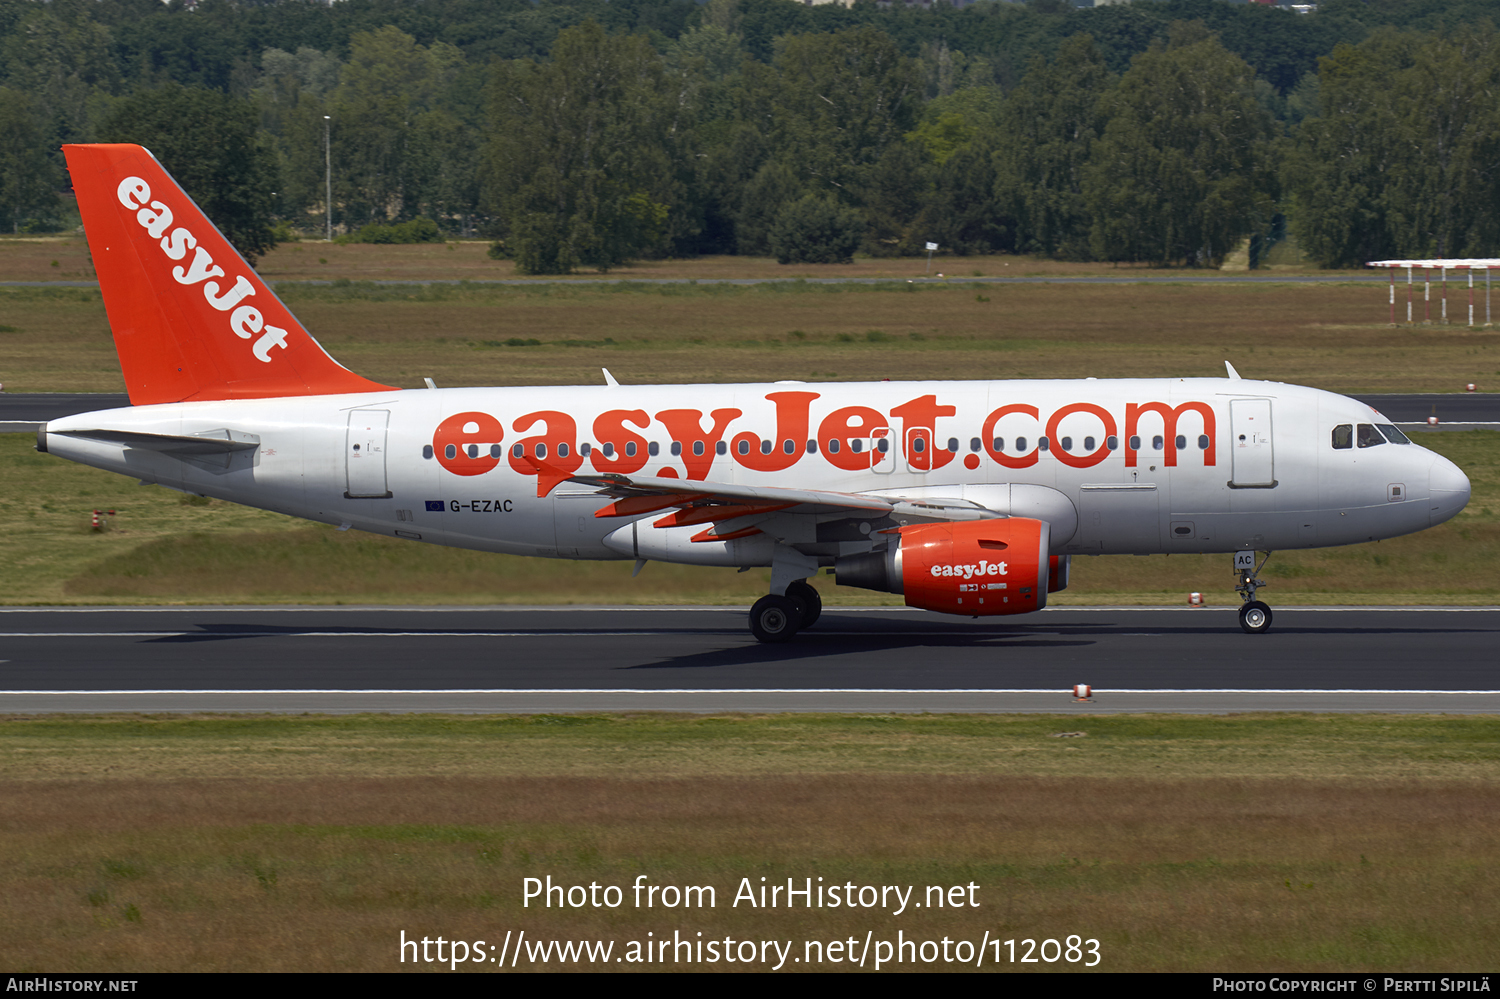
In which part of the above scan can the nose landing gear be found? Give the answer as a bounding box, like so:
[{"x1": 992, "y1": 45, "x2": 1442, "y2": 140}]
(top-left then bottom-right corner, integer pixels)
[{"x1": 1234, "y1": 550, "x2": 1273, "y2": 634}]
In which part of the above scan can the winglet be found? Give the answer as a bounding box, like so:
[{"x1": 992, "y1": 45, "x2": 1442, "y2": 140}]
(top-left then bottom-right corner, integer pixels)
[
  {"x1": 1225, "y1": 360, "x2": 1242, "y2": 380},
  {"x1": 63, "y1": 143, "x2": 397, "y2": 405}
]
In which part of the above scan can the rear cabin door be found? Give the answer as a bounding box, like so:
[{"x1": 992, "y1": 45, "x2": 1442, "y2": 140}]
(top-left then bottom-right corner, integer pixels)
[{"x1": 345, "y1": 409, "x2": 392, "y2": 498}]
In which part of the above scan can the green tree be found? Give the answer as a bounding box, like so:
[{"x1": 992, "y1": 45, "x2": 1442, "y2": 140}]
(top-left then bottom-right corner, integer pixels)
[
  {"x1": 767, "y1": 27, "x2": 922, "y2": 197},
  {"x1": 734, "y1": 160, "x2": 804, "y2": 257},
  {"x1": 0, "y1": 86, "x2": 62, "y2": 232},
  {"x1": 99, "y1": 84, "x2": 279, "y2": 264},
  {"x1": 0, "y1": 3, "x2": 120, "y2": 169},
  {"x1": 327, "y1": 26, "x2": 468, "y2": 227},
  {"x1": 1292, "y1": 29, "x2": 1500, "y2": 265},
  {"x1": 996, "y1": 35, "x2": 1112, "y2": 259},
  {"x1": 1083, "y1": 23, "x2": 1279, "y2": 266},
  {"x1": 768, "y1": 192, "x2": 865, "y2": 264},
  {"x1": 483, "y1": 20, "x2": 689, "y2": 273}
]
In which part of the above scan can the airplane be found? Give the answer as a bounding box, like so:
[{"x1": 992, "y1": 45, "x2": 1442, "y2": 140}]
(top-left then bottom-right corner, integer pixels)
[{"x1": 37, "y1": 144, "x2": 1472, "y2": 642}]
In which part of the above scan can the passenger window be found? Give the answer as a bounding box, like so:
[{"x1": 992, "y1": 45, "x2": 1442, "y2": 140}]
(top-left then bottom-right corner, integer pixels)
[
  {"x1": 1084, "y1": 436, "x2": 1096, "y2": 451},
  {"x1": 1060, "y1": 437, "x2": 1073, "y2": 452},
  {"x1": 805, "y1": 440, "x2": 817, "y2": 453},
  {"x1": 1332, "y1": 425, "x2": 1352, "y2": 449},
  {"x1": 445, "y1": 444, "x2": 457, "y2": 460},
  {"x1": 877, "y1": 438, "x2": 889, "y2": 453},
  {"x1": 579, "y1": 443, "x2": 591, "y2": 457},
  {"x1": 511, "y1": 443, "x2": 524, "y2": 458},
  {"x1": 970, "y1": 438, "x2": 982, "y2": 453},
  {"x1": 1014, "y1": 436, "x2": 1026, "y2": 452},
  {"x1": 851, "y1": 439, "x2": 863, "y2": 454},
  {"x1": 1197, "y1": 435, "x2": 1209, "y2": 450},
  {"x1": 913, "y1": 437, "x2": 926, "y2": 453},
  {"x1": 467, "y1": 444, "x2": 479, "y2": 459},
  {"x1": 670, "y1": 441, "x2": 681, "y2": 456},
  {"x1": 1039, "y1": 437, "x2": 1050, "y2": 451},
  {"x1": 648, "y1": 442, "x2": 659, "y2": 456},
  {"x1": 1376, "y1": 424, "x2": 1411, "y2": 444},
  {"x1": 1174, "y1": 435, "x2": 1186, "y2": 450},
  {"x1": 489, "y1": 444, "x2": 502, "y2": 458},
  {"x1": 760, "y1": 439, "x2": 773, "y2": 455},
  {"x1": 1107, "y1": 435, "x2": 1118, "y2": 450},
  {"x1": 716, "y1": 441, "x2": 727, "y2": 455},
  {"x1": 557, "y1": 443, "x2": 569, "y2": 458},
  {"x1": 1357, "y1": 424, "x2": 1385, "y2": 448},
  {"x1": 535, "y1": 443, "x2": 547, "y2": 459},
  {"x1": 625, "y1": 441, "x2": 637, "y2": 457},
  {"x1": 737, "y1": 439, "x2": 749, "y2": 455},
  {"x1": 783, "y1": 439, "x2": 795, "y2": 455},
  {"x1": 993, "y1": 437, "x2": 1004, "y2": 452},
  {"x1": 947, "y1": 437, "x2": 959, "y2": 452},
  {"x1": 828, "y1": 439, "x2": 841, "y2": 454},
  {"x1": 1153, "y1": 435, "x2": 1164, "y2": 450},
  {"x1": 692, "y1": 441, "x2": 704, "y2": 456},
  {"x1": 603, "y1": 442, "x2": 615, "y2": 457},
  {"x1": 1129, "y1": 435, "x2": 1140, "y2": 450}
]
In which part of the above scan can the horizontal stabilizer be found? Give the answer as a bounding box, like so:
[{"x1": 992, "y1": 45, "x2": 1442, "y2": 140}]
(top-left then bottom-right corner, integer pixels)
[{"x1": 55, "y1": 427, "x2": 260, "y2": 455}]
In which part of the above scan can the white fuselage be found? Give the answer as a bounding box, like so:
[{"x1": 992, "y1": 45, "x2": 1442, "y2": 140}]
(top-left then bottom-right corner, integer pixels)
[{"x1": 41, "y1": 377, "x2": 1470, "y2": 567}]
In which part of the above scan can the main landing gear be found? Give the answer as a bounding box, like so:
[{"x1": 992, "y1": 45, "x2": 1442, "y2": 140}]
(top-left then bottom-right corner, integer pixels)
[
  {"x1": 1234, "y1": 550, "x2": 1274, "y2": 634},
  {"x1": 749, "y1": 579, "x2": 822, "y2": 643}
]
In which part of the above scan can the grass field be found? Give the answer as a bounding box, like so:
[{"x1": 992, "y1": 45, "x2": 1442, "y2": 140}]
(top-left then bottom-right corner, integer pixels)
[
  {"x1": 3, "y1": 250, "x2": 1498, "y2": 394},
  {"x1": 2, "y1": 713, "x2": 1498, "y2": 972}
]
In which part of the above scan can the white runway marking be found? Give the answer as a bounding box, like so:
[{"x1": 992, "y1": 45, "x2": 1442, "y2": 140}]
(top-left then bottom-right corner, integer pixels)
[{"x1": 6, "y1": 688, "x2": 1499, "y2": 696}]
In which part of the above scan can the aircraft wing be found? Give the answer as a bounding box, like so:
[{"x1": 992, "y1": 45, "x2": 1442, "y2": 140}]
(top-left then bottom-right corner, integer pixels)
[{"x1": 556, "y1": 467, "x2": 1002, "y2": 536}]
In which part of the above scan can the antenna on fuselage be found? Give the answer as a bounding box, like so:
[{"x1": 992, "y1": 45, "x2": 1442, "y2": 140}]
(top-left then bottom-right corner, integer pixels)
[
  {"x1": 1224, "y1": 361, "x2": 1243, "y2": 380},
  {"x1": 602, "y1": 368, "x2": 620, "y2": 387}
]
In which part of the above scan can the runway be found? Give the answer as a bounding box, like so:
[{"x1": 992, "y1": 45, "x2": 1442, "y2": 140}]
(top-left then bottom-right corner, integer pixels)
[{"x1": 2, "y1": 606, "x2": 1496, "y2": 714}]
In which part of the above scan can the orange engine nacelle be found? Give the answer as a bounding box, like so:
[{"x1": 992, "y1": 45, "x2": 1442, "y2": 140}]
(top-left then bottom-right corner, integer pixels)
[{"x1": 835, "y1": 518, "x2": 1051, "y2": 616}]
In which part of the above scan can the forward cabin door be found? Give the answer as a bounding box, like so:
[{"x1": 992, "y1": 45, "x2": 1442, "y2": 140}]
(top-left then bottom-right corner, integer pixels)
[
  {"x1": 1229, "y1": 398, "x2": 1276, "y2": 488},
  {"x1": 345, "y1": 409, "x2": 392, "y2": 498}
]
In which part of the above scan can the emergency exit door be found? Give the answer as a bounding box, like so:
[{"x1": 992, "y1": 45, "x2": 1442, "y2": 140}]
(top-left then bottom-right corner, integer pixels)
[{"x1": 1229, "y1": 398, "x2": 1276, "y2": 488}]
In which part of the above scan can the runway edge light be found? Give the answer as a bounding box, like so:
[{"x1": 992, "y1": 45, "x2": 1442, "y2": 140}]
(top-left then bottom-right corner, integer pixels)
[{"x1": 1073, "y1": 684, "x2": 1093, "y2": 702}]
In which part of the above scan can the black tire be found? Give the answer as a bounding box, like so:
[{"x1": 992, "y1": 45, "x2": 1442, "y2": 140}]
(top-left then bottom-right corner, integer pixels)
[
  {"x1": 785, "y1": 580, "x2": 822, "y2": 629},
  {"x1": 749, "y1": 594, "x2": 803, "y2": 643},
  {"x1": 1239, "y1": 600, "x2": 1272, "y2": 634}
]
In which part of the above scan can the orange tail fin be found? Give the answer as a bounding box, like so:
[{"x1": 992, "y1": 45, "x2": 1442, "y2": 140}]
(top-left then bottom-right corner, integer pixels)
[{"x1": 64, "y1": 143, "x2": 396, "y2": 404}]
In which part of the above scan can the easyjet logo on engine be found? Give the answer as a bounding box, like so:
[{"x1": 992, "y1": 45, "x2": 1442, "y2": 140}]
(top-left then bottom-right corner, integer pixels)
[
  {"x1": 116, "y1": 176, "x2": 289, "y2": 363},
  {"x1": 931, "y1": 560, "x2": 1008, "y2": 579}
]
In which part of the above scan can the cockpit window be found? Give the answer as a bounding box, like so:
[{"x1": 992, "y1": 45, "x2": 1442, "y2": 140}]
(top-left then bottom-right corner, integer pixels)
[
  {"x1": 1332, "y1": 425, "x2": 1352, "y2": 449},
  {"x1": 1376, "y1": 424, "x2": 1412, "y2": 445},
  {"x1": 1357, "y1": 423, "x2": 1385, "y2": 448}
]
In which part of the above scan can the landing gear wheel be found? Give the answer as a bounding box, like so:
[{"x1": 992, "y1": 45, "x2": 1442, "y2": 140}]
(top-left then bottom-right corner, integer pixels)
[
  {"x1": 1239, "y1": 600, "x2": 1272, "y2": 634},
  {"x1": 749, "y1": 594, "x2": 804, "y2": 643},
  {"x1": 785, "y1": 580, "x2": 822, "y2": 629}
]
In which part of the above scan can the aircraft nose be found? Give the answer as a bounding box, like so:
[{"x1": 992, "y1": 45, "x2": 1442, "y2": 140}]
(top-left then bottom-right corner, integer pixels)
[{"x1": 1428, "y1": 454, "x2": 1471, "y2": 527}]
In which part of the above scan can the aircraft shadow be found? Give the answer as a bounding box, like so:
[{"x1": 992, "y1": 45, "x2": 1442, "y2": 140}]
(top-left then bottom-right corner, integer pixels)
[{"x1": 617, "y1": 632, "x2": 1097, "y2": 671}]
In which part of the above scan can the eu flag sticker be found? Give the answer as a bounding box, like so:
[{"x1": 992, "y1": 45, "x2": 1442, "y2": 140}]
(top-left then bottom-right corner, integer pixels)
[{"x1": 425, "y1": 500, "x2": 445, "y2": 512}]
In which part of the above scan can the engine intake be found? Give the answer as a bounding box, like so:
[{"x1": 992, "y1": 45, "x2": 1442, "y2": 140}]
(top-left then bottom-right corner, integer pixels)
[{"x1": 835, "y1": 518, "x2": 1051, "y2": 616}]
